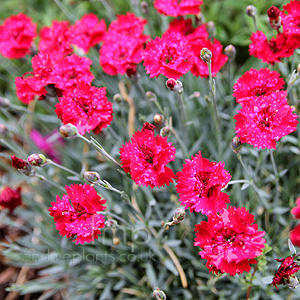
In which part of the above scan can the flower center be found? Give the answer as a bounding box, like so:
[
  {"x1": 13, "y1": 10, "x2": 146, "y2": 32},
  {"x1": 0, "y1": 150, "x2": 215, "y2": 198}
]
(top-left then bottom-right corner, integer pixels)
[
  {"x1": 194, "y1": 172, "x2": 210, "y2": 197},
  {"x1": 161, "y1": 46, "x2": 177, "y2": 64},
  {"x1": 139, "y1": 144, "x2": 154, "y2": 164}
]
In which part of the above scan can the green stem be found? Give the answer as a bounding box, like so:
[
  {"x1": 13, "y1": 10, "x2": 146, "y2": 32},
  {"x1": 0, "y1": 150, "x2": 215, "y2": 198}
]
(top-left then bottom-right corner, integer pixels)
[
  {"x1": 154, "y1": 100, "x2": 165, "y2": 116},
  {"x1": 35, "y1": 174, "x2": 65, "y2": 191},
  {"x1": 270, "y1": 149, "x2": 280, "y2": 206},
  {"x1": 236, "y1": 153, "x2": 250, "y2": 178},
  {"x1": 178, "y1": 92, "x2": 187, "y2": 124},
  {"x1": 252, "y1": 16, "x2": 257, "y2": 32},
  {"x1": 172, "y1": 129, "x2": 189, "y2": 159},
  {"x1": 47, "y1": 160, "x2": 81, "y2": 178}
]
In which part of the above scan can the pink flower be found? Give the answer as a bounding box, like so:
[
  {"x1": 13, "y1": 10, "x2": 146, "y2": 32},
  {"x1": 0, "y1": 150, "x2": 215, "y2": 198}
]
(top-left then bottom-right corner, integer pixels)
[
  {"x1": 143, "y1": 32, "x2": 194, "y2": 79},
  {"x1": 176, "y1": 151, "x2": 231, "y2": 215},
  {"x1": 249, "y1": 31, "x2": 296, "y2": 64},
  {"x1": 99, "y1": 13, "x2": 149, "y2": 76},
  {"x1": 0, "y1": 13, "x2": 37, "y2": 59},
  {"x1": 30, "y1": 129, "x2": 64, "y2": 163},
  {"x1": 233, "y1": 68, "x2": 285, "y2": 103},
  {"x1": 39, "y1": 21, "x2": 73, "y2": 61},
  {"x1": 290, "y1": 224, "x2": 300, "y2": 247},
  {"x1": 272, "y1": 256, "x2": 300, "y2": 288},
  {"x1": 234, "y1": 92, "x2": 298, "y2": 149},
  {"x1": 48, "y1": 184, "x2": 106, "y2": 245},
  {"x1": 119, "y1": 122, "x2": 176, "y2": 188},
  {"x1": 55, "y1": 81, "x2": 113, "y2": 135},
  {"x1": 69, "y1": 13, "x2": 106, "y2": 53},
  {"x1": 163, "y1": 18, "x2": 196, "y2": 37},
  {"x1": 0, "y1": 186, "x2": 22, "y2": 213},
  {"x1": 194, "y1": 206, "x2": 266, "y2": 276},
  {"x1": 292, "y1": 198, "x2": 300, "y2": 219},
  {"x1": 281, "y1": 0, "x2": 300, "y2": 43},
  {"x1": 154, "y1": 0, "x2": 203, "y2": 17}
]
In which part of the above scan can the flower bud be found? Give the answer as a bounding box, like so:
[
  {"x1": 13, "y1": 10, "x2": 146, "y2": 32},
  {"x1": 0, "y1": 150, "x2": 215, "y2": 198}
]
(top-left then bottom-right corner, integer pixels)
[
  {"x1": 193, "y1": 91, "x2": 201, "y2": 98},
  {"x1": 267, "y1": 6, "x2": 281, "y2": 30},
  {"x1": 113, "y1": 93, "x2": 122, "y2": 104},
  {"x1": 146, "y1": 91, "x2": 157, "y2": 102},
  {"x1": 0, "y1": 124, "x2": 8, "y2": 135},
  {"x1": 28, "y1": 153, "x2": 47, "y2": 167},
  {"x1": 11, "y1": 155, "x2": 32, "y2": 176},
  {"x1": 232, "y1": 136, "x2": 243, "y2": 153},
  {"x1": 105, "y1": 219, "x2": 117, "y2": 228},
  {"x1": 60, "y1": 123, "x2": 78, "y2": 138},
  {"x1": 297, "y1": 63, "x2": 300, "y2": 74},
  {"x1": 173, "y1": 208, "x2": 186, "y2": 223},
  {"x1": 166, "y1": 78, "x2": 183, "y2": 94},
  {"x1": 160, "y1": 126, "x2": 170, "y2": 137},
  {"x1": 285, "y1": 275, "x2": 299, "y2": 289},
  {"x1": 154, "y1": 114, "x2": 164, "y2": 125},
  {"x1": 141, "y1": 1, "x2": 149, "y2": 14},
  {"x1": 200, "y1": 48, "x2": 212, "y2": 63},
  {"x1": 246, "y1": 5, "x2": 257, "y2": 17},
  {"x1": 153, "y1": 288, "x2": 166, "y2": 300},
  {"x1": 224, "y1": 44, "x2": 236, "y2": 62},
  {"x1": 84, "y1": 171, "x2": 101, "y2": 184},
  {"x1": 0, "y1": 96, "x2": 10, "y2": 108},
  {"x1": 206, "y1": 21, "x2": 216, "y2": 39}
]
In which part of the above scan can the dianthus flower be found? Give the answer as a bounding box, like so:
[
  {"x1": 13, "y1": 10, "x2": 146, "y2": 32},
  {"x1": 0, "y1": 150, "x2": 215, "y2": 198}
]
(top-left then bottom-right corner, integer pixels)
[
  {"x1": 15, "y1": 52, "x2": 94, "y2": 104},
  {"x1": 164, "y1": 18, "x2": 196, "y2": 36},
  {"x1": 272, "y1": 255, "x2": 300, "y2": 289},
  {"x1": 48, "y1": 184, "x2": 106, "y2": 245},
  {"x1": 143, "y1": 32, "x2": 194, "y2": 79},
  {"x1": 154, "y1": 0, "x2": 203, "y2": 17},
  {"x1": 249, "y1": 31, "x2": 296, "y2": 64},
  {"x1": 292, "y1": 198, "x2": 300, "y2": 219},
  {"x1": 176, "y1": 151, "x2": 231, "y2": 215},
  {"x1": 99, "y1": 13, "x2": 149, "y2": 76},
  {"x1": 194, "y1": 206, "x2": 266, "y2": 276},
  {"x1": 119, "y1": 122, "x2": 176, "y2": 188},
  {"x1": 30, "y1": 130, "x2": 64, "y2": 163},
  {"x1": 0, "y1": 13, "x2": 37, "y2": 59},
  {"x1": 39, "y1": 21, "x2": 73, "y2": 61},
  {"x1": 69, "y1": 13, "x2": 106, "y2": 53},
  {"x1": 0, "y1": 186, "x2": 22, "y2": 213},
  {"x1": 290, "y1": 224, "x2": 300, "y2": 247},
  {"x1": 55, "y1": 81, "x2": 113, "y2": 135},
  {"x1": 234, "y1": 92, "x2": 298, "y2": 149},
  {"x1": 233, "y1": 68, "x2": 285, "y2": 103},
  {"x1": 11, "y1": 155, "x2": 32, "y2": 176},
  {"x1": 190, "y1": 38, "x2": 228, "y2": 77}
]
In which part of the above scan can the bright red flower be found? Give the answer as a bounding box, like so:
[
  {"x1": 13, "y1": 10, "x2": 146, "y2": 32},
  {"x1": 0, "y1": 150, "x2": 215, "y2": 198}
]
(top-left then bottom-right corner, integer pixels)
[
  {"x1": 69, "y1": 13, "x2": 106, "y2": 53},
  {"x1": 234, "y1": 92, "x2": 298, "y2": 149},
  {"x1": 164, "y1": 18, "x2": 196, "y2": 37},
  {"x1": 176, "y1": 151, "x2": 231, "y2": 215},
  {"x1": 48, "y1": 184, "x2": 106, "y2": 245},
  {"x1": 233, "y1": 68, "x2": 285, "y2": 103},
  {"x1": 0, "y1": 13, "x2": 37, "y2": 59},
  {"x1": 194, "y1": 206, "x2": 266, "y2": 276},
  {"x1": 290, "y1": 224, "x2": 300, "y2": 247},
  {"x1": 154, "y1": 0, "x2": 203, "y2": 17},
  {"x1": 292, "y1": 198, "x2": 300, "y2": 219},
  {"x1": 39, "y1": 21, "x2": 73, "y2": 61},
  {"x1": 119, "y1": 122, "x2": 176, "y2": 188},
  {"x1": 249, "y1": 31, "x2": 296, "y2": 64},
  {"x1": 55, "y1": 81, "x2": 113, "y2": 135},
  {"x1": 282, "y1": 0, "x2": 300, "y2": 37},
  {"x1": 190, "y1": 38, "x2": 228, "y2": 77},
  {"x1": 0, "y1": 186, "x2": 22, "y2": 213},
  {"x1": 11, "y1": 155, "x2": 32, "y2": 176},
  {"x1": 143, "y1": 32, "x2": 194, "y2": 79},
  {"x1": 99, "y1": 13, "x2": 149, "y2": 76},
  {"x1": 272, "y1": 256, "x2": 300, "y2": 288}
]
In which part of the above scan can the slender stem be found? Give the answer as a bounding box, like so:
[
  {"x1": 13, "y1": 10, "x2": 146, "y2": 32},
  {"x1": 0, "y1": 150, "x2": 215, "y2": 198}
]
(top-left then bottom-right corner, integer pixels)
[
  {"x1": 252, "y1": 16, "x2": 257, "y2": 32},
  {"x1": 35, "y1": 174, "x2": 65, "y2": 191},
  {"x1": 47, "y1": 159, "x2": 81, "y2": 178},
  {"x1": 178, "y1": 92, "x2": 187, "y2": 124},
  {"x1": 226, "y1": 179, "x2": 250, "y2": 186},
  {"x1": 270, "y1": 149, "x2": 280, "y2": 206},
  {"x1": 154, "y1": 100, "x2": 165, "y2": 116},
  {"x1": 172, "y1": 129, "x2": 189, "y2": 159},
  {"x1": 246, "y1": 265, "x2": 258, "y2": 300},
  {"x1": 236, "y1": 153, "x2": 250, "y2": 178}
]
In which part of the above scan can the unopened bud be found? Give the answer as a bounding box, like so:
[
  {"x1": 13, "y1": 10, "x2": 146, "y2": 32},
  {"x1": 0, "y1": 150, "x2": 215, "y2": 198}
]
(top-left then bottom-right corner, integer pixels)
[
  {"x1": 195, "y1": 12, "x2": 205, "y2": 26},
  {"x1": 232, "y1": 136, "x2": 243, "y2": 153},
  {"x1": 141, "y1": 1, "x2": 149, "y2": 14},
  {"x1": 246, "y1": 5, "x2": 257, "y2": 17},
  {"x1": 105, "y1": 219, "x2": 117, "y2": 228},
  {"x1": 126, "y1": 66, "x2": 137, "y2": 78},
  {"x1": 154, "y1": 114, "x2": 164, "y2": 124},
  {"x1": 224, "y1": 44, "x2": 236, "y2": 62},
  {"x1": 0, "y1": 96, "x2": 10, "y2": 108},
  {"x1": 84, "y1": 171, "x2": 101, "y2": 183},
  {"x1": 200, "y1": 48, "x2": 212, "y2": 63},
  {"x1": 153, "y1": 288, "x2": 166, "y2": 300},
  {"x1": 166, "y1": 78, "x2": 183, "y2": 94},
  {"x1": 11, "y1": 155, "x2": 33, "y2": 176},
  {"x1": 60, "y1": 123, "x2": 78, "y2": 138},
  {"x1": 113, "y1": 93, "x2": 122, "y2": 103},
  {"x1": 268, "y1": 6, "x2": 281, "y2": 30},
  {"x1": 160, "y1": 126, "x2": 170, "y2": 137},
  {"x1": 193, "y1": 91, "x2": 201, "y2": 98},
  {"x1": 28, "y1": 153, "x2": 47, "y2": 167},
  {"x1": 173, "y1": 208, "x2": 186, "y2": 223},
  {"x1": 285, "y1": 275, "x2": 299, "y2": 289},
  {"x1": 206, "y1": 21, "x2": 216, "y2": 39},
  {"x1": 297, "y1": 63, "x2": 300, "y2": 74},
  {"x1": 146, "y1": 91, "x2": 157, "y2": 102},
  {"x1": 0, "y1": 124, "x2": 8, "y2": 135}
]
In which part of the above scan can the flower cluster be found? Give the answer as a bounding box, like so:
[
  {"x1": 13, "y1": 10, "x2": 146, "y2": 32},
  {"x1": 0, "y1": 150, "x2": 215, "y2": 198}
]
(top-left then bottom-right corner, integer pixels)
[
  {"x1": 0, "y1": 186, "x2": 22, "y2": 213},
  {"x1": 0, "y1": 13, "x2": 37, "y2": 59},
  {"x1": 120, "y1": 122, "x2": 176, "y2": 188},
  {"x1": 48, "y1": 184, "x2": 106, "y2": 245},
  {"x1": 175, "y1": 151, "x2": 231, "y2": 215},
  {"x1": 234, "y1": 69, "x2": 298, "y2": 149},
  {"x1": 249, "y1": 1, "x2": 300, "y2": 64},
  {"x1": 194, "y1": 206, "x2": 266, "y2": 275},
  {"x1": 100, "y1": 13, "x2": 149, "y2": 76}
]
